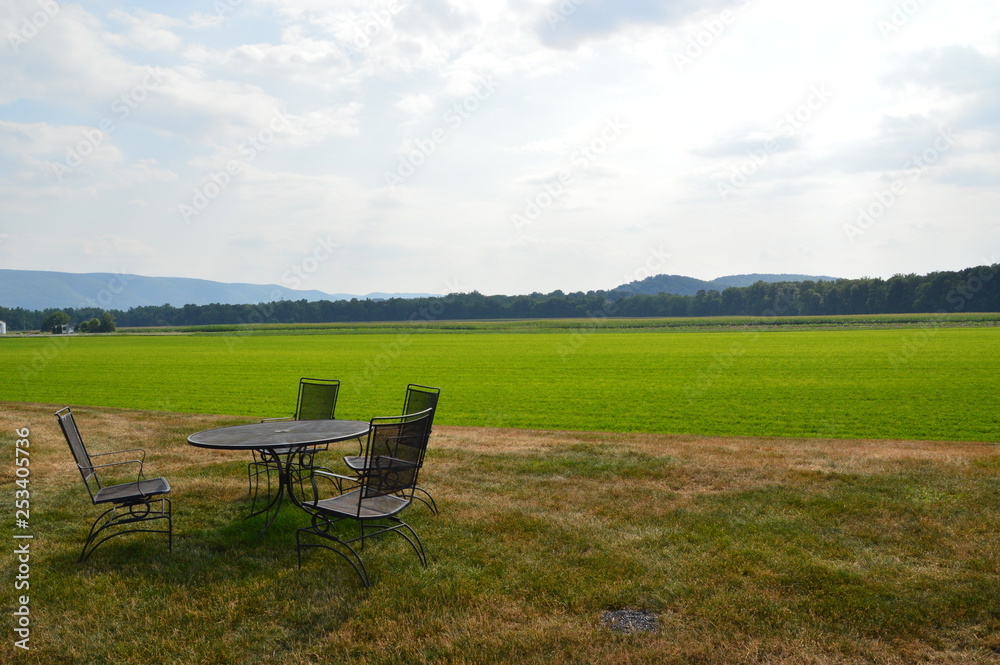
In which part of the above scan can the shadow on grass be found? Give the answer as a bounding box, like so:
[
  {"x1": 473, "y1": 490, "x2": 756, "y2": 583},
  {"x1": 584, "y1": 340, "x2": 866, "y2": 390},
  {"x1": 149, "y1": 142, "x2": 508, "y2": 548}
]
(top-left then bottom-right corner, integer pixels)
[{"x1": 32, "y1": 492, "x2": 379, "y2": 664}]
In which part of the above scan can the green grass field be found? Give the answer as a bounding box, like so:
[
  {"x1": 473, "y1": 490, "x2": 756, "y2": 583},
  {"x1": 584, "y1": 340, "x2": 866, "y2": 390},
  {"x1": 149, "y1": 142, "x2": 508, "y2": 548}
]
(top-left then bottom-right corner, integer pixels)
[
  {"x1": 2, "y1": 321, "x2": 998, "y2": 663},
  {"x1": 2, "y1": 322, "x2": 998, "y2": 441}
]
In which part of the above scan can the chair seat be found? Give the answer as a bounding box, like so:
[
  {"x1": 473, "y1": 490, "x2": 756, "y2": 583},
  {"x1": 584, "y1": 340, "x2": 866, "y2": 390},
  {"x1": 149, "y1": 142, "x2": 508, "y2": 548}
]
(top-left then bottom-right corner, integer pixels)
[
  {"x1": 93, "y1": 478, "x2": 171, "y2": 505},
  {"x1": 310, "y1": 488, "x2": 411, "y2": 520}
]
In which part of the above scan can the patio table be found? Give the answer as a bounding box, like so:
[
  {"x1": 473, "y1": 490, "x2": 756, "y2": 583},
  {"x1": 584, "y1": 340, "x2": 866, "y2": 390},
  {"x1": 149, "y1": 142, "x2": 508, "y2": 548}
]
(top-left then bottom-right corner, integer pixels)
[{"x1": 188, "y1": 419, "x2": 370, "y2": 536}]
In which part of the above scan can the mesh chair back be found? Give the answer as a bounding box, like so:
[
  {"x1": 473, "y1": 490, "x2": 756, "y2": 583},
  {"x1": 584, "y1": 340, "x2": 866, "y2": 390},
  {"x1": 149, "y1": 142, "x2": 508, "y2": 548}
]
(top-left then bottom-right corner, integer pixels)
[
  {"x1": 55, "y1": 407, "x2": 99, "y2": 498},
  {"x1": 295, "y1": 378, "x2": 340, "y2": 420},
  {"x1": 402, "y1": 384, "x2": 440, "y2": 428},
  {"x1": 358, "y1": 409, "x2": 432, "y2": 504}
]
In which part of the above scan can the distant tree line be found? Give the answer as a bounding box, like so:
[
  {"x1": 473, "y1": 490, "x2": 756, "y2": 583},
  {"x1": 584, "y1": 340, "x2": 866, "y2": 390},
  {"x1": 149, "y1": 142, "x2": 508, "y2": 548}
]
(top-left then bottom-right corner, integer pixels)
[{"x1": 2, "y1": 265, "x2": 997, "y2": 331}]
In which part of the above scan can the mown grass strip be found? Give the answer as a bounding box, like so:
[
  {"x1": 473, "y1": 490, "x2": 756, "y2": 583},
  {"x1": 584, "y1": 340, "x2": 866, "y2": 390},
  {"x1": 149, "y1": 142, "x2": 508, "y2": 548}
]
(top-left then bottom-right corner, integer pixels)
[
  {"x1": 112, "y1": 311, "x2": 1000, "y2": 334},
  {"x1": 1, "y1": 326, "x2": 998, "y2": 441}
]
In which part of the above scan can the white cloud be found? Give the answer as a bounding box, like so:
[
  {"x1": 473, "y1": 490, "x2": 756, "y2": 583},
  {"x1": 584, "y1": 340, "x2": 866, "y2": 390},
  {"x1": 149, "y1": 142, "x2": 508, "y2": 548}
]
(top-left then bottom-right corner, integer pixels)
[
  {"x1": 0, "y1": 120, "x2": 126, "y2": 185},
  {"x1": 395, "y1": 93, "x2": 435, "y2": 118},
  {"x1": 116, "y1": 159, "x2": 177, "y2": 186},
  {"x1": 83, "y1": 234, "x2": 156, "y2": 259},
  {"x1": 535, "y1": 0, "x2": 741, "y2": 49},
  {"x1": 187, "y1": 33, "x2": 352, "y2": 86},
  {"x1": 107, "y1": 9, "x2": 184, "y2": 51},
  {"x1": 0, "y1": 0, "x2": 998, "y2": 296}
]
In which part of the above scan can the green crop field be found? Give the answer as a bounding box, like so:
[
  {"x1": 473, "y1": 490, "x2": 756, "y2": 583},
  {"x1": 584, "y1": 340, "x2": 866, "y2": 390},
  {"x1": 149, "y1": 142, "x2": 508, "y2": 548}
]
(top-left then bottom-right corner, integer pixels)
[
  {"x1": 2, "y1": 323, "x2": 998, "y2": 441},
  {"x1": 2, "y1": 321, "x2": 999, "y2": 663}
]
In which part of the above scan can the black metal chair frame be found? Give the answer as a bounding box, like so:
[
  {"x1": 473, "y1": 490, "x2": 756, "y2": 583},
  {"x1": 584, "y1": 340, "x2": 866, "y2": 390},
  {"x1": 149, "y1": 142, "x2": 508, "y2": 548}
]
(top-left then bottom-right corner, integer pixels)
[
  {"x1": 343, "y1": 384, "x2": 441, "y2": 514},
  {"x1": 55, "y1": 407, "x2": 172, "y2": 563},
  {"x1": 249, "y1": 378, "x2": 340, "y2": 512},
  {"x1": 290, "y1": 409, "x2": 433, "y2": 586}
]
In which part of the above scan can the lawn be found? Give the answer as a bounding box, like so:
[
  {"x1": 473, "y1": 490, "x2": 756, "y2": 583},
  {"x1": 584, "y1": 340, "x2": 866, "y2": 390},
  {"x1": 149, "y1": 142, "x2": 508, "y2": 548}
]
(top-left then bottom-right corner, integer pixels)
[
  {"x1": 1, "y1": 403, "x2": 998, "y2": 664},
  {"x1": 1, "y1": 324, "x2": 999, "y2": 441},
  {"x1": 2, "y1": 321, "x2": 999, "y2": 662}
]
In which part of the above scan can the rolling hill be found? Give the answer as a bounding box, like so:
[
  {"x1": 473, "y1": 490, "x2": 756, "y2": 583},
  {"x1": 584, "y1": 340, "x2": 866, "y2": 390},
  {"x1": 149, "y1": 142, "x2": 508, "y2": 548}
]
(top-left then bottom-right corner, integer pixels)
[
  {"x1": 0, "y1": 270, "x2": 430, "y2": 310},
  {"x1": 0, "y1": 269, "x2": 843, "y2": 311},
  {"x1": 609, "y1": 272, "x2": 840, "y2": 298}
]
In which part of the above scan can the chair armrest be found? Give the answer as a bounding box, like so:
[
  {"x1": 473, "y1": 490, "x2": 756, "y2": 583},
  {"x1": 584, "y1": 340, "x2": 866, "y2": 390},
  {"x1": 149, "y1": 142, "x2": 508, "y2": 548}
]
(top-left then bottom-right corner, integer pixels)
[
  {"x1": 91, "y1": 447, "x2": 147, "y2": 463},
  {"x1": 86, "y1": 458, "x2": 145, "y2": 482},
  {"x1": 311, "y1": 469, "x2": 361, "y2": 495},
  {"x1": 313, "y1": 469, "x2": 358, "y2": 483}
]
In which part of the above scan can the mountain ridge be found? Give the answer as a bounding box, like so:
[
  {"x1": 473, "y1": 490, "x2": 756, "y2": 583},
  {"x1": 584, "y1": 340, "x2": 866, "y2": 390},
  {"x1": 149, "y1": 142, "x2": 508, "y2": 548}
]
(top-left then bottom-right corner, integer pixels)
[
  {"x1": 0, "y1": 269, "x2": 842, "y2": 311},
  {"x1": 0, "y1": 269, "x2": 432, "y2": 310},
  {"x1": 610, "y1": 272, "x2": 841, "y2": 298}
]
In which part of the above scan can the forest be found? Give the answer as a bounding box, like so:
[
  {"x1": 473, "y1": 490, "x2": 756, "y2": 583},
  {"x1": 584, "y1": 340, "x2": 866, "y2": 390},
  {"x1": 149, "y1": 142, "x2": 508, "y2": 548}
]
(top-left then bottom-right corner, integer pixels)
[{"x1": 2, "y1": 264, "x2": 997, "y2": 331}]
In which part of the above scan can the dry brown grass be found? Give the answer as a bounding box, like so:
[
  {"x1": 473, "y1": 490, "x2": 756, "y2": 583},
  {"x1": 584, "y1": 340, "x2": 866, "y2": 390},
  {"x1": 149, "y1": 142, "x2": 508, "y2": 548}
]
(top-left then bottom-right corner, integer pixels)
[{"x1": 2, "y1": 401, "x2": 999, "y2": 664}]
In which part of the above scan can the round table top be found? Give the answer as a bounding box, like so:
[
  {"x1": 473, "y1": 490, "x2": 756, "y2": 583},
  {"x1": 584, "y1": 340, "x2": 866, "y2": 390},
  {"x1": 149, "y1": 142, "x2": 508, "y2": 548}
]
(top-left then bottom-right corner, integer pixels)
[{"x1": 187, "y1": 419, "x2": 370, "y2": 450}]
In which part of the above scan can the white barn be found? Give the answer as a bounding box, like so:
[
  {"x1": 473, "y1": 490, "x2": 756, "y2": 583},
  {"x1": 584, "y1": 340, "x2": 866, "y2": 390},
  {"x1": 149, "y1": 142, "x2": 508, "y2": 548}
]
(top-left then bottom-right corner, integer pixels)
[{"x1": 0, "y1": 320, "x2": 6, "y2": 334}]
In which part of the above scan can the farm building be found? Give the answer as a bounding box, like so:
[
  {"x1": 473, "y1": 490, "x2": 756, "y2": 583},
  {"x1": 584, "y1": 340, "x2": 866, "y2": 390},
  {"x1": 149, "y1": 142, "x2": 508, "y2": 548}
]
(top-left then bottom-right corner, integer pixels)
[{"x1": 0, "y1": 320, "x2": 6, "y2": 334}]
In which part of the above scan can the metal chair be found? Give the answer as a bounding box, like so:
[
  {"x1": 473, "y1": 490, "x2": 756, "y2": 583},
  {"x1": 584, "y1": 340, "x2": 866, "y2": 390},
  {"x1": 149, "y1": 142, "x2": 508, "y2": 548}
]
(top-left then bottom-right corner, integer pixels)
[
  {"x1": 54, "y1": 407, "x2": 172, "y2": 562},
  {"x1": 249, "y1": 378, "x2": 340, "y2": 511},
  {"x1": 290, "y1": 409, "x2": 433, "y2": 586},
  {"x1": 343, "y1": 384, "x2": 441, "y2": 514}
]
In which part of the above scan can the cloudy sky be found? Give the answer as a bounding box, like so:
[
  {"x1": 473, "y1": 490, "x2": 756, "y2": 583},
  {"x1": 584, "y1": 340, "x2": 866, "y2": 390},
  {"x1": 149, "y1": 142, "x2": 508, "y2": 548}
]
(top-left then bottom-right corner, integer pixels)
[{"x1": 1, "y1": 0, "x2": 998, "y2": 298}]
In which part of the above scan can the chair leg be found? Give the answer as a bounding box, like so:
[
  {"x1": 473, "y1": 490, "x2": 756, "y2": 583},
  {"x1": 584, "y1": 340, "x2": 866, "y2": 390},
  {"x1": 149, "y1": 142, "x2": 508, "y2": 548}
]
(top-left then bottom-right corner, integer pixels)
[
  {"x1": 80, "y1": 498, "x2": 172, "y2": 563},
  {"x1": 388, "y1": 519, "x2": 427, "y2": 567},
  {"x1": 248, "y1": 449, "x2": 271, "y2": 493},
  {"x1": 249, "y1": 462, "x2": 272, "y2": 515},
  {"x1": 411, "y1": 486, "x2": 439, "y2": 515},
  {"x1": 249, "y1": 455, "x2": 279, "y2": 495},
  {"x1": 297, "y1": 525, "x2": 372, "y2": 587},
  {"x1": 296, "y1": 516, "x2": 426, "y2": 586},
  {"x1": 249, "y1": 450, "x2": 283, "y2": 516}
]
